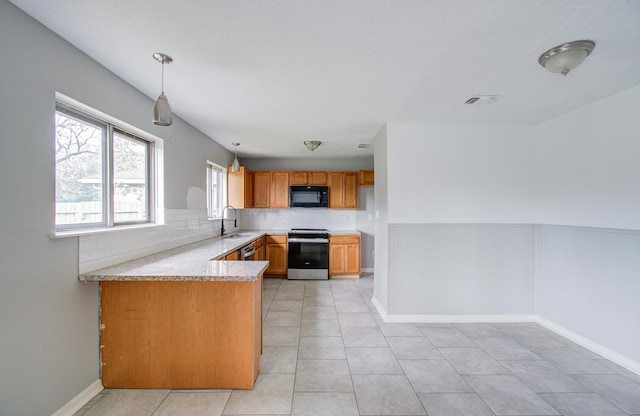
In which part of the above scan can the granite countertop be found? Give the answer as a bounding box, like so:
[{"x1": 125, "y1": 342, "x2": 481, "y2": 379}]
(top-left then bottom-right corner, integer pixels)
[
  {"x1": 78, "y1": 229, "x2": 361, "y2": 282},
  {"x1": 79, "y1": 231, "x2": 269, "y2": 282}
]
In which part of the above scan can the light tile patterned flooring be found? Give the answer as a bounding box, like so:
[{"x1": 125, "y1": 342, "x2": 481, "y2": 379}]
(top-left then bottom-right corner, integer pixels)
[{"x1": 75, "y1": 275, "x2": 640, "y2": 416}]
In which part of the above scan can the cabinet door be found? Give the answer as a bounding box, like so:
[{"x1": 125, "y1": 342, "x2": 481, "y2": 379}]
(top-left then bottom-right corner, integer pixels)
[
  {"x1": 225, "y1": 251, "x2": 240, "y2": 260},
  {"x1": 309, "y1": 171, "x2": 328, "y2": 185},
  {"x1": 244, "y1": 170, "x2": 254, "y2": 207},
  {"x1": 290, "y1": 171, "x2": 308, "y2": 185},
  {"x1": 330, "y1": 235, "x2": 361, "y2": 276},
  {"x1": 328, "y1": 172, "x2": 344, "y2": 208},
  {"x1": 265, "y1": 235, "x2": 288, "y2": 276},
  {"x1": 256, "y1": 245, "x2": 265, "y2": 261},
  {"x1": 253, "y1": 172, "x2": 270, "y2": 208},
  {"x1": 270, "y1": 171, "x2": 290, "y2": 208},
  {"x1": 228, "y1": 166, "x2": 253, "y2": 209},
  {"x1": 344, "y1": 172, "x2": 358, "y2": 209},
  {"x1": 359, "y1": 170, "x2": 374, "y2": 187},
  {"x1": 329, "y1": 244, "x2": 346, "y2": 275},
  {"x1": 345, "y1": 244, "x2": 361, "y2": 274}
]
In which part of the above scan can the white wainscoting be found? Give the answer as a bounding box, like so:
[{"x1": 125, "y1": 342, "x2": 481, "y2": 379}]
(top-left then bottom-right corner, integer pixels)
[
  {"x1": 535, "y1": 224, "x2": 640, "y2": 369},
  {"x1": 387, "y1": 224, "x2": 535, "y2": 315}
]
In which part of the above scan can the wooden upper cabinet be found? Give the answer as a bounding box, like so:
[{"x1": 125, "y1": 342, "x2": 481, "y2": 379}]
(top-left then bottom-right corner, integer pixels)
[
  {"x1": 290, "y1": 171, "x2": 308, "y2": 185},
  {"x1": 344, "y1": 172, "x2": 358, "y2": 209},
  {"x1": 309, "y1": 171, "x2": 328, "y2": 185},
  {"x1": 359, "y1": 170, "x2": 374, "y2": 187},
  {"x1": 328, "y1": 172, "x2": 357, "y2": 209},
  {"x1": 328, "y1": 172, "x2": 344, "y2": 208},
  {"x1": 228, "y1": 166, "x2": 253, "y2": 208},
  {"x1": 253, "y1": 172, "x2": 270, "y2": 208},
  {"x1": 290, "y1": 171, "x2": 328, "y2": 185},
  {"x1": 270, "y1": 171, "x2": 290, "y2": 208}
]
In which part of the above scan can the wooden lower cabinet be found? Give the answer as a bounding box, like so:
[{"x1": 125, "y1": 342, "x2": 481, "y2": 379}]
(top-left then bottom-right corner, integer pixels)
[
  {"x1": 329, "y1": 235, "x2": 361, "y2": 277},
  {"x1": 265, "y1": 235, "x2": 287, "y2": 278},
  {"x1": 254, "y1": 237, "x2": 266, "y2": 261},
  {"x1": 99, "y1": 278, "x2": 262, "y2": 389}
]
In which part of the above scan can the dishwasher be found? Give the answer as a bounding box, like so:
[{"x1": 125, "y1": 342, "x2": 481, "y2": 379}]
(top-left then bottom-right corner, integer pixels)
[{"x1": 239, "y1": 241, "x2": 256, "y2": 261}]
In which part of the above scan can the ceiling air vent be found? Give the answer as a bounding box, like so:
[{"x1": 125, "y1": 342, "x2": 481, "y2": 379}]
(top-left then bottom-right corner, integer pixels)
[
  {"x1": 358, "y1": 144, "x2": 370, "y2": 149},
  {"x1": 465, "y1": 95, "x2": 499, "y2": 105}
]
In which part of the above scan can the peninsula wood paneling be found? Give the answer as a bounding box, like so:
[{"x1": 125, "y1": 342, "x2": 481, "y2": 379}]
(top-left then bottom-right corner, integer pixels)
[{"x1": 100, "y1": 279, "x2": 262, "y2": 389}]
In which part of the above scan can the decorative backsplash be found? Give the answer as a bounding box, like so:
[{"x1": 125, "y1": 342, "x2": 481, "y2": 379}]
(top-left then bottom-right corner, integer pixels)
[
  {"x1": 238, "y1": 208, "x2": 356, "y2": 231},
  {"x1": 79, "y1": 209, "x2": 227, "y2": 274}
]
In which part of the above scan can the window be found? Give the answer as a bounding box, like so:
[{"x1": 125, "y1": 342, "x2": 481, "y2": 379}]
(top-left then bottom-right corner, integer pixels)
[
  {"x1": 55, "y1": 102, "x2": 157, "y2": 232},
  {"x1": 207, "y1": 162, "x2": 226, "y2": 219}
]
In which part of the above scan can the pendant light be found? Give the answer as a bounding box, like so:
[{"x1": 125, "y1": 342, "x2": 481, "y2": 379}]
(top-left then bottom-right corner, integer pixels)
[
  {"x1": 152, "y1": 52, "x2": 173, "y2": 126},
  {"x1": 231, "y1": 142, "x2": 241, "y2": 172},
  {"x1": 304, "y1": 140, "x2": 321, "y2": 151}
]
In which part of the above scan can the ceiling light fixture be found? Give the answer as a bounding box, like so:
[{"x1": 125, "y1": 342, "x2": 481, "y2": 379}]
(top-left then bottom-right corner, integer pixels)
[
  {"x1": 152, "y1": 52, "x2": 173, "y2": 126},
  {"x1": 231, "y1": 142, "x2": 240, "y2": 172},
  {"x1": 304, "y1": 140, "x2": 321, "y2": 151},
  {"x1": 538, "y1": 40, "x2": 595, "y2": 76}
]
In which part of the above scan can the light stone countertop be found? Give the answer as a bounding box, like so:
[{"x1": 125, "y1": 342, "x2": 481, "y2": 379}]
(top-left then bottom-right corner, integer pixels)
[
  {"x1": 78, "y1": 229, "x2": 361, "y2": 282},
  {"x1": 79, "y1": 231, "x2": 268, "y2": 282}
]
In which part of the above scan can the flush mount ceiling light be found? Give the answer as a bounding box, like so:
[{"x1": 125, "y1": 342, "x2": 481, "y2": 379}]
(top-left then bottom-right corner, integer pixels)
[
  {"x1": 538, "y1": 40, "x2": 595, "y2": 76},
  {"x1": 152, "y1": 52, "x2": 173, "y2": 126},
  {"x1": 231, "y1": 142, "x2": 240, "y2": 172},
  {"x1": 304, "y1": 140, "x2": 321, "y2": 151}
]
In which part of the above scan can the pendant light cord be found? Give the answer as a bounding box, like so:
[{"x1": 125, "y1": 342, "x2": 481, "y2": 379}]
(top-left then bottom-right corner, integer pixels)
[{"x1": 161, "y1": 61, "x2": 165, "y2": 94}]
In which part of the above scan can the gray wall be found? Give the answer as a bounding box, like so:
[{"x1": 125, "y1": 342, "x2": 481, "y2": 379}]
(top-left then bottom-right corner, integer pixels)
[
  {"x1": 244, "y1": 156, "x2": 373, "y2": 171},
  {"x1": 0, "y1": 2, "x2": 232, "y2": 415}
]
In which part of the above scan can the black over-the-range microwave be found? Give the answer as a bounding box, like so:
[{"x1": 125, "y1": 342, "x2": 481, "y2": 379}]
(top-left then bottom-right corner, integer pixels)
[{"x1": 289, "y1": 186, "x2": 329, "y2": 208}]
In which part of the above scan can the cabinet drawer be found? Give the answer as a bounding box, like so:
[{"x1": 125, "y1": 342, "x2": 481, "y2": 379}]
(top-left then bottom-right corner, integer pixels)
[
  {"x1": 330, "y1": 235, "x2": 360, "y2": 245},
  {"x1": 266, "y1": 235, "x2": 287, "y2": 244}
]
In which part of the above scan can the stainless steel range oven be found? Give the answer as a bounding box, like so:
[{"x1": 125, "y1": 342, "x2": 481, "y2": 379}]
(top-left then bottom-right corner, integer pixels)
[{"x1": 287, "y1": 228, "x2": 329, "y2": 280}]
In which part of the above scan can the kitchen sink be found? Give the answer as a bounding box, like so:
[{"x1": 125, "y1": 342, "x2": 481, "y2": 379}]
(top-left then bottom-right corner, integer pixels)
[{"x1": 223, "y1": 233, "x2": 254, "y2": 239}]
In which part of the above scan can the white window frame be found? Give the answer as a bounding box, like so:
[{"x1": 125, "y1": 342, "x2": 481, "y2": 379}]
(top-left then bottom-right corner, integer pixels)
[
  {"x1": 54, "y1": 93, "x2": 163, "y2": 235},
  {"x1": 207, "y1": 161, "x2": 227, "y2": 220}
]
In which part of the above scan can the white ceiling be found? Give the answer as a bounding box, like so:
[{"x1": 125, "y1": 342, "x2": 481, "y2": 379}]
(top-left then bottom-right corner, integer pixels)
[{"x1": 9, "y1": 0, "x2": 640, "y2": 159}]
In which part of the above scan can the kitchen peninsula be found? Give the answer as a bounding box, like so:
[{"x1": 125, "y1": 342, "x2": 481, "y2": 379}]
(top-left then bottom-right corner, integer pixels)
[{"x1": 79, "y1": 234, "x2": 269, "y2": 390}]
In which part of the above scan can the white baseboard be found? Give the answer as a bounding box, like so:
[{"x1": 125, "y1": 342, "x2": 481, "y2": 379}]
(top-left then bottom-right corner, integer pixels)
[
  {"x1": 536, "y1": 316, "x2": 640, "y2": 376},
  {"x1": 370, "y1": 297, "x2": 640, "y2": 377},
  {"x1": 383, "y1": 314, "x2": 537, "y2": 323},
  {"x1": 51, "y1": 379, "x2": 103, "y2": 416},
  {"x1": 370, "y1": 297, "x2": 536, "y2": 323}
]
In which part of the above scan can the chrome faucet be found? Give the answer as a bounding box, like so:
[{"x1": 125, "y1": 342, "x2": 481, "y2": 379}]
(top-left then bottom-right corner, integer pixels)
[{"x1": 221, "y1": 205, "x2": 237, "y2": 236}]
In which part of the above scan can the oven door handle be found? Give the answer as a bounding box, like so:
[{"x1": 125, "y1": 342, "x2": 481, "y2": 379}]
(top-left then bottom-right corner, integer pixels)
[{"x1": 288, "y1": 238, "x2": 329, "y2": 243}]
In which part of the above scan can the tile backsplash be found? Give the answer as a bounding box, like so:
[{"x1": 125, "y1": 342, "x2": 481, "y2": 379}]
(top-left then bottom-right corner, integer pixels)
[
  {"x1": 79, "y1": 209, "x2": 227, "y2": 274},
  {"x1": 239, "y1": 208, "x2": 356, "y2": 231}
]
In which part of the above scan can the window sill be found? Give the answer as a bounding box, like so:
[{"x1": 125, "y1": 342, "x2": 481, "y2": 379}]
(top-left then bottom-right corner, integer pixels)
[{"x1": 50, "y1": 222, "x2": 164, "y2": 239}]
